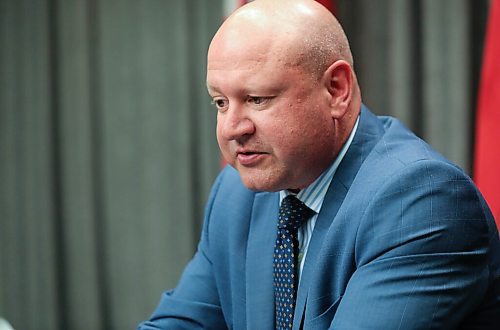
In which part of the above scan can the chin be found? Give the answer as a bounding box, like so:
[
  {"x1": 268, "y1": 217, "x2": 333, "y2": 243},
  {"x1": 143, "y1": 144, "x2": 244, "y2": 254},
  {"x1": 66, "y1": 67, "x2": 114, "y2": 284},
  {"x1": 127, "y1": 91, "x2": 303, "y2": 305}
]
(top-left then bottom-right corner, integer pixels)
[{"x1": 239, "y1": 173, "x2": 283, "y2": 192}]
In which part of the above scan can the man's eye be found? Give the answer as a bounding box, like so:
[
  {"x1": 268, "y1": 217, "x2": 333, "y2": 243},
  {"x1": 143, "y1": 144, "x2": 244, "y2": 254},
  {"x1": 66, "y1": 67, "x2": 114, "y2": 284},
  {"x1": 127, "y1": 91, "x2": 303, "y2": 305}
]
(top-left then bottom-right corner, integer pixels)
[
  {"x1": 211, "y1": 98, "x2": 229, "y2": 111},
  {"x1": 248, "y1": 96, "x2": 268, "y2": 105}
]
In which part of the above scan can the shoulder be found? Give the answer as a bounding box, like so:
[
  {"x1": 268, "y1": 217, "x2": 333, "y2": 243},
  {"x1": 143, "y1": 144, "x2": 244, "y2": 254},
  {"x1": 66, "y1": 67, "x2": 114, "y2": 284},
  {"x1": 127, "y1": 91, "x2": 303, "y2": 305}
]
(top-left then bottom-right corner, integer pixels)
[
  {"x1": 356, "y1": 117, "x2": 486, "y2": 227},
  {"x1": 352, "y1": 153, "x2": 491, "y2": 267},
  {"x1": 345, "y1": 112, "x2": 494, "y2": 261}
]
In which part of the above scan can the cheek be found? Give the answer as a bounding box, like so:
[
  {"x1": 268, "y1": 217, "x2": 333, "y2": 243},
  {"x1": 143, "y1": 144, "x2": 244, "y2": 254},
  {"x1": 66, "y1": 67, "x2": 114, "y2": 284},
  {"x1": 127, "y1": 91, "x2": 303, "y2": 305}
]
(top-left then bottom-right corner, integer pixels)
[
  {"x1": 215, "y1": 115, "x2": 225, "y2": 140},
  {"x1": 274, "y1": 110, "x2": 333, "y2": 154},
  {"x1": 215, "y1": 122, "x2": 228, "y2": 151},
  {"x1": 264, "y1": 121, "x2": 306, "y2": 158},
  {"x1": 215, "y1": 121, "x2": 222, "y2": 140}
]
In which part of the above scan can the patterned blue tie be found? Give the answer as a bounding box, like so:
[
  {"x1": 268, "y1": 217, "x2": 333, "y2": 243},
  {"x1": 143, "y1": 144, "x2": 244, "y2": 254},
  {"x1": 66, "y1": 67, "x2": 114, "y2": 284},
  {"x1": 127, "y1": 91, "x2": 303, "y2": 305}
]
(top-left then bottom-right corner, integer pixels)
[{"x1": 273, "y1": 195, "x2": 314, "y2": 330}]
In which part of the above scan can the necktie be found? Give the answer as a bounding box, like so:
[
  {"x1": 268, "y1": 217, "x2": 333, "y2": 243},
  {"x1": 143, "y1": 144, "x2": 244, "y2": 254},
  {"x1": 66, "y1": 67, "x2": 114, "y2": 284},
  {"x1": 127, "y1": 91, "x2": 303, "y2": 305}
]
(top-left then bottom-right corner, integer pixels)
[{"x1": 273, "y1": 195, "x2": 314, "y2": 330}]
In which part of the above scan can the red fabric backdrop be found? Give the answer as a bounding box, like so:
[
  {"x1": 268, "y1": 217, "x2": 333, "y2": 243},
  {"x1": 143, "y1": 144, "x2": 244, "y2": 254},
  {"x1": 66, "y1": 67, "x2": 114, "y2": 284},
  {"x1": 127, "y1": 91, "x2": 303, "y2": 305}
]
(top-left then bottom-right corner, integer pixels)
[{"x1": 474, "y1": 0, "x2": 500, "y2": 228}]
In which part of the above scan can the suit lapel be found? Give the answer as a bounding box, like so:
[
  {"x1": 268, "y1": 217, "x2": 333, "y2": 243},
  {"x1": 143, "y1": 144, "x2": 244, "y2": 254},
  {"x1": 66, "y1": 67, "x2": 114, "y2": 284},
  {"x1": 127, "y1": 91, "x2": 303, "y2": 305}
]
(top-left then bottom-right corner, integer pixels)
[
  {"x1": 246, "y1": 191, "x2": 279, "y2": 330},
  {"x1": 293, "y1": 105, "x2": 386, "y2": 328}
]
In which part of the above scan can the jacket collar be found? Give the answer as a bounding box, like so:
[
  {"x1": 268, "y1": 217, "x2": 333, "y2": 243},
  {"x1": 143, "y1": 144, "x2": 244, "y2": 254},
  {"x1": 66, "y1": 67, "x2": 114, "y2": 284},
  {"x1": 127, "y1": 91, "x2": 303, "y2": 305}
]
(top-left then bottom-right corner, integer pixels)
[{"x1": 293, "y1": 105, "x2": 386, "y2": 328}]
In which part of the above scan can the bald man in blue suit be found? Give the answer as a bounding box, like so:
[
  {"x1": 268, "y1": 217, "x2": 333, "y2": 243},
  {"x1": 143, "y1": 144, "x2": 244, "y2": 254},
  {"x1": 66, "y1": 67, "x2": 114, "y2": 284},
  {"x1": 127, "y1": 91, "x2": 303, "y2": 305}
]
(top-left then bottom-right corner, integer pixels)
[{"x1": 139, "y1": 0, "x2": 500, "y2": 329}]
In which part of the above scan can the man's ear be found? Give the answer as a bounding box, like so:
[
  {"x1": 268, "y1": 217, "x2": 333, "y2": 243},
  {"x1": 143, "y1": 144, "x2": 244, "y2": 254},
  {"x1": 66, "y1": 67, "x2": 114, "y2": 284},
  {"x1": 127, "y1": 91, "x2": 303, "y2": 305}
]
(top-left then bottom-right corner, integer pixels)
[{"x1": 324, "y1": 60, "x2": 353, "y2": 118}]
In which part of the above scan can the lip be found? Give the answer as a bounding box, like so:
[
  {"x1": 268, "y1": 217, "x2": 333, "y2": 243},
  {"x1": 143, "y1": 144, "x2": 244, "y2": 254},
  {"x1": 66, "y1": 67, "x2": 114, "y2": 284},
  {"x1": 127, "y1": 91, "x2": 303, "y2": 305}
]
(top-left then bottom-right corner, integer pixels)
[{"x1": 236, "y1": 151, "x2": 267, "y2": 166}]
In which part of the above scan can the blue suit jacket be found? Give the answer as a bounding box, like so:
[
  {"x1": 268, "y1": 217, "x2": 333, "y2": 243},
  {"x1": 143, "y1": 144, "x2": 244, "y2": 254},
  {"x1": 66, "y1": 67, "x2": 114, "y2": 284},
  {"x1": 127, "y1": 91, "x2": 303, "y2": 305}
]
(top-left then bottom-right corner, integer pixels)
[{"x1": 140, "y1": 106, "x2": 500, "y2": 329}]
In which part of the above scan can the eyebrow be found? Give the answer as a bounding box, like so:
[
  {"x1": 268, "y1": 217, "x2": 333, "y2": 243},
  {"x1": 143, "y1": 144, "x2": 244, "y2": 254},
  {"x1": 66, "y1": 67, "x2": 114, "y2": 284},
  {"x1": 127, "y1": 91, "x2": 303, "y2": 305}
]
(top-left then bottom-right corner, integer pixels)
[{"x1": 206, "y1": 82, "x2": 285, "y2": 97}]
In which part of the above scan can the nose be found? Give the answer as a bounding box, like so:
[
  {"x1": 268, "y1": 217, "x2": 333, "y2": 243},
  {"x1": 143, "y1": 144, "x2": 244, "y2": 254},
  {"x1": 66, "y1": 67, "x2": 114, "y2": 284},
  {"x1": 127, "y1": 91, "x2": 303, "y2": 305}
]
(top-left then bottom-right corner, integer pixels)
[{"x1": 218, "y1": 106, "x2": 255, "y2": 142}]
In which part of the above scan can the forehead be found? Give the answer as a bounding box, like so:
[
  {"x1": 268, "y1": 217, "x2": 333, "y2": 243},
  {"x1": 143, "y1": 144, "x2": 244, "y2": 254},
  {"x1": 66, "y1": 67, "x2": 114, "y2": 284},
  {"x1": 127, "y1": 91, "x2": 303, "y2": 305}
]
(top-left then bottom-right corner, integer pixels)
[
  {"x1": 207, "y1": 35, "x2": 308, "y2": 94},
  {"x1": 207, "y1": 15, "x2": 305, "y2": 70},
  {"x1": 208, "y1": 32, "x2": 275, "y2": 70},
  {"x1": 207, "y1": 59, "x2": 292, "y2": 97}
]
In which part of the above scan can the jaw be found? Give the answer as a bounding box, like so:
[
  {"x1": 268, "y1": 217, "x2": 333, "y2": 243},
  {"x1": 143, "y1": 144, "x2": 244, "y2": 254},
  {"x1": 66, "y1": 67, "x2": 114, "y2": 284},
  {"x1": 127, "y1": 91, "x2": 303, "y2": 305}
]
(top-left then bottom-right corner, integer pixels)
[{"x1": 234, "y1": 161, "x2": 284, "y2": 192}]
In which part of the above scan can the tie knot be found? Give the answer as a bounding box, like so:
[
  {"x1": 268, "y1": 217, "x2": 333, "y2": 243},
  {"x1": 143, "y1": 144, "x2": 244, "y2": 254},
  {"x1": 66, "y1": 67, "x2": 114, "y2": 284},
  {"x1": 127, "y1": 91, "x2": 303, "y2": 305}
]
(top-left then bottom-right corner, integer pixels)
[{"x1": 277, "y1": 195, "x2": 314, "y2": 230}]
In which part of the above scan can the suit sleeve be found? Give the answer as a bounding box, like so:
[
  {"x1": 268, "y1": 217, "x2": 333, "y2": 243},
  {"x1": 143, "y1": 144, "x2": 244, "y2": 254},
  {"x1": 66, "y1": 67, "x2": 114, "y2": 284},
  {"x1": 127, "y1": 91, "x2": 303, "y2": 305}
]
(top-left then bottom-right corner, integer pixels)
[
  {"x1": 330, "y1": 160, "x2": 494, "y2": 329},
  {"x1": 138, "y1": 171, "x2": 227, "y2": 330}
]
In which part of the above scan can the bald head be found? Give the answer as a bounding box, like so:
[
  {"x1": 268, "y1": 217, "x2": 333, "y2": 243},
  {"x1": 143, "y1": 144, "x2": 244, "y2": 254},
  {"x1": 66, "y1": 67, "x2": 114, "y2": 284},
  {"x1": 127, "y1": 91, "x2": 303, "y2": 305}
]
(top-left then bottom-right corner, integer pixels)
[
  {"x1": 209, "y1": 0, "x2": 354, "y2": 79},
  {"x1": 207, "y1": 0, "x2": 361, "y2": 191}
]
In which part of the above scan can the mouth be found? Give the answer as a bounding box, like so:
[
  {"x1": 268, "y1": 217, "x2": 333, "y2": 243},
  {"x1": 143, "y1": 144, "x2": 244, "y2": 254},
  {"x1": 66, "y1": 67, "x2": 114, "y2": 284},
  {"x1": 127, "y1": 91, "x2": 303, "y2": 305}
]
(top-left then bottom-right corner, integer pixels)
[
  {"x1": 236, "y1": 150, "x2": 267, "y2": 166},
  {"x1": 238, "y1": 150, "x2": 260, "y2": 156}
]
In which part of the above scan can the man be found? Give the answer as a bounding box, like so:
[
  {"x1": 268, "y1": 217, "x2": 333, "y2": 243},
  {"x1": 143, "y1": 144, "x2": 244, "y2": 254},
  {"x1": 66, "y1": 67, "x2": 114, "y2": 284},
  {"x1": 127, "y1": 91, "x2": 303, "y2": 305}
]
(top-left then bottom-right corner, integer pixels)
[{"x1": 139, "y1": 0, "x2": 500, "y2": 328}]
